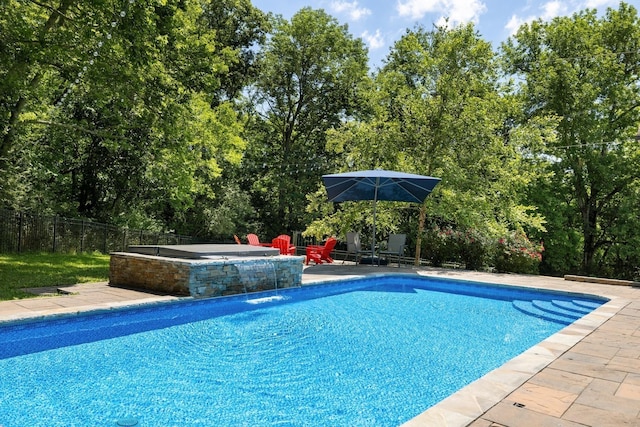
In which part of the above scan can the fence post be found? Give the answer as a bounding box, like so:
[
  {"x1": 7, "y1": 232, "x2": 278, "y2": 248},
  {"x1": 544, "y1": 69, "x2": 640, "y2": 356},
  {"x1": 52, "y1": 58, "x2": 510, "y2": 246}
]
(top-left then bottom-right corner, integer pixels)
[
  {"x1": 81, "y1": 219, "x2": 85, "y2": 253},
  {"x1": 18, "y1": 212, "x2": 23, "y2": 253},
  {"x1": 52, "y1": 215, "x2": 57, "y2": 253},
  {"x1": 103, "y1": 223, "x2": 108, "y2": 254}
]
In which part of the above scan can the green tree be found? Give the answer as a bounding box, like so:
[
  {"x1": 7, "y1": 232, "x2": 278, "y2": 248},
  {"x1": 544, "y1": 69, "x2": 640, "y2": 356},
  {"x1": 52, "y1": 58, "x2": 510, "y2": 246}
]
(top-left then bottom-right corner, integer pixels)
[
  {"x1": 502, "y1": 2, "x2": 640, "y2": 277},
  {"x1": 0, "y1": 0, "x2": 264, "y2": 234},
  {"x1": 243, "y1": 7, "x2": 369, "y2": 236},
  {"x1": 200, "y1": 0, "x2": 270, "y2": 103},
  {"x1": 311, "y1": 24, "x2": 548, "y2": 265}
]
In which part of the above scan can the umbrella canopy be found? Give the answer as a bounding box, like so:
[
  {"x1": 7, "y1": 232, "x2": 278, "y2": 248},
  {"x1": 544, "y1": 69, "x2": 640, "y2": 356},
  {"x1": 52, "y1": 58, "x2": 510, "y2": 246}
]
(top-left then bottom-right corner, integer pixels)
[{"x1": 322, "y1": 169, "x2": 441, "y2": 260}]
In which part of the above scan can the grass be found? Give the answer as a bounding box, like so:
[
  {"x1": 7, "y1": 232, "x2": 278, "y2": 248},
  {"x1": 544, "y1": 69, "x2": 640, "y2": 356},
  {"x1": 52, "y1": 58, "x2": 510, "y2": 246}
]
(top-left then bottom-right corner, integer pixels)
[{"x1": 0, "y1": 252, "x2": 110, "y2": 301}]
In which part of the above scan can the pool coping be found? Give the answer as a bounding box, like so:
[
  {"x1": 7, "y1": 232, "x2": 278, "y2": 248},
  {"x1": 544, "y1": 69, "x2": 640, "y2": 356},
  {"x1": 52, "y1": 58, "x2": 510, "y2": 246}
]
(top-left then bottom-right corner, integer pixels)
[
  {"x1": 1, "y1": 265, "x2": 639, "y2": 426},
  {"x1": 402, "y1": 268, "x2": 639, "y2": 426},
  {"x1": 403, "y1": 284, "x2": 627, "y2": 426}
]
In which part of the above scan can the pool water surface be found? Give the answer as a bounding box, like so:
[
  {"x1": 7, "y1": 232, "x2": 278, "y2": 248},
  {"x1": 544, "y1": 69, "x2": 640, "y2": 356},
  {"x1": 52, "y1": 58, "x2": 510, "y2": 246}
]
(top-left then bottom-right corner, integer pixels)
[{"x1": 0, "y1": 275, "x2": 605, "y2": 426}]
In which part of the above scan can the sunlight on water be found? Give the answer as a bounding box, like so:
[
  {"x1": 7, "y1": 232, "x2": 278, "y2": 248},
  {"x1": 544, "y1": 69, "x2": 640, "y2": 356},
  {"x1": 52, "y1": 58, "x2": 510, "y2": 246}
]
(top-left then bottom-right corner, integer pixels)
[{"x1": 245, "y1": 295, "x2": 289, "y2": 304}]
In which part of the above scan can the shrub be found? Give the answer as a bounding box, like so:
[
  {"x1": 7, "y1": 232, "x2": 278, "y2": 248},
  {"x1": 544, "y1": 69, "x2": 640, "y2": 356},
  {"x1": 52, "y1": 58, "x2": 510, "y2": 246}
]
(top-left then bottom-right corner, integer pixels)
[
  {"x1": 493, "y1": 232, "x2": 544, "y2": 274},
  {"x1": 456, "y1": 228, "x2": 490, "y2": 271},
  {"x1": 422, "y1": 225, "x2": 459, "y2": 267},
  {"x1": 422, "y1": 226, "x2": 490, "y2": 270}
]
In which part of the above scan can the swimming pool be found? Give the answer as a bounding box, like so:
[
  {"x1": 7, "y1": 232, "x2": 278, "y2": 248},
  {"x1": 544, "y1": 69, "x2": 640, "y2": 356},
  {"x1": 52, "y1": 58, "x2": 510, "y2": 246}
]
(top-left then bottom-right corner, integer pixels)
[{"x1": 0, "y1": 275, "x2": 606, "y2": 426}]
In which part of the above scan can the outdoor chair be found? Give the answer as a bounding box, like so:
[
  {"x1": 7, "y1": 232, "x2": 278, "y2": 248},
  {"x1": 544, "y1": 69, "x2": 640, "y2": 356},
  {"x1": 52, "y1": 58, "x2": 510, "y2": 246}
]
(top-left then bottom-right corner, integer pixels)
[
  {"x1": 272, "y1": 234, "x2": 296, "y2": 255},
  {"x1": 343, "y1": 232, "x2": 367, "y2": 264},
  {"x1": 379, "y1": 233, "x2": 406, "y2": 267},
  {"x1": 234, "y1": 235, "x2": 242, "y2": 244},
  {"x1": 247, "y1": 233, "x2": 271, "y2": 247},
  {"x1": 306, "y1": 237, "x2": 337, "y2": 265}
]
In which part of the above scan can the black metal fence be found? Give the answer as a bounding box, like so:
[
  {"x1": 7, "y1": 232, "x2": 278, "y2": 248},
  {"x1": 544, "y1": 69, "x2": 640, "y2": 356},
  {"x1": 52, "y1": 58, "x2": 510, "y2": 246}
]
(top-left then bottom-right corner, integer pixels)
[{"x1": 0, "y1": 209, "x2": 197, "y2": 254}]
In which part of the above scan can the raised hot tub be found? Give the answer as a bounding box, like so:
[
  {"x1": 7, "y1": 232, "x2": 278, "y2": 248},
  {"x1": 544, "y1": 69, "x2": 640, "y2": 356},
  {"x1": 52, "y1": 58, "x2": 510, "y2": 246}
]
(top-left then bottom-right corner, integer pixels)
[
  {"x1": 127, "y1": 244, "x2": 281, "y2": 258},
  {"x1": 110, "y1": 244, "x2": 304, "y2": 298}
]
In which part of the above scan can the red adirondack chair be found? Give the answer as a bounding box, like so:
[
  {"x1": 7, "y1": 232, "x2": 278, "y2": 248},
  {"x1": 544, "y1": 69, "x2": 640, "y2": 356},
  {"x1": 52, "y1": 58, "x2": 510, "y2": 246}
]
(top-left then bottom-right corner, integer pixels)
[
  {"x1": 305, "y1": 237, "x2": 337, "y2": 265},
  {"x1": 271, "y1": 234, "x2": 296, "y2": 255},
  {"x1": 247, "y1": 233, "x2": 271, "y2": 247}
]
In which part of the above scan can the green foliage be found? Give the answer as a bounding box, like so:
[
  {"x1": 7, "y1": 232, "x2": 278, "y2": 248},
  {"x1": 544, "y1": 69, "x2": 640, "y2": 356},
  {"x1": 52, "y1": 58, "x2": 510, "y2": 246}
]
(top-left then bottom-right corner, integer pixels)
[
  {"x1": 1, "y1": 1, "x2": 639, "y2": 281},
  {"x1": 421, "y1": 226, "x2": 543, "y2": 273},
  {"x1": 458, "y1": 228, "x2": 492, "y2": 271},
  {"x1": 494, "y1": 232, "x2": 544, "y2": 274},
  {"x1": 421, "y1": 226, "x2": 491, "y2": 270},
  {"x1": 421, "y1": 226, "x2": 461, "y2": 267},
  {"x1": 502, "y1": 2, "x2": 640, "y2": 277},
  {"x1": 316, "y1": 23, "x2": 549, "y2": 260},
  {"x1": 302, "y1": 188, "x2": 344, "y2": 240},
  {"x1": 0, "y1": 0, "x2": 262, "y2": 234},
  {"x1": 180, "y1": 184, "x2": 260, "y2": 240},
  {"x1": 243, "y1": 7, "x2": 369, "y2": 235},
  {"x1": 0, "y1": 252, "x2": 110, "y2": 300}
]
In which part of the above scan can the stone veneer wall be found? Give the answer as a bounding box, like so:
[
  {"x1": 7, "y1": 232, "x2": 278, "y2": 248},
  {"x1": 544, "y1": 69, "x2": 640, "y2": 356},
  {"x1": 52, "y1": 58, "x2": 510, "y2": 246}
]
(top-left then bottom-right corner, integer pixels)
[{"x1": 109, "y1": 252, "x2": 304, "y2": 298}]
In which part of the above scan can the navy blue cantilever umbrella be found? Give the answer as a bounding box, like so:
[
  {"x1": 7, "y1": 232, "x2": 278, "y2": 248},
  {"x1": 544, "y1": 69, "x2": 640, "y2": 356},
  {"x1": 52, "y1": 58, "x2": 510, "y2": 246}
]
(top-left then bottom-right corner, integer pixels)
[{"x1": 322, "y1": 169, "x2": 441, "y2": 260}]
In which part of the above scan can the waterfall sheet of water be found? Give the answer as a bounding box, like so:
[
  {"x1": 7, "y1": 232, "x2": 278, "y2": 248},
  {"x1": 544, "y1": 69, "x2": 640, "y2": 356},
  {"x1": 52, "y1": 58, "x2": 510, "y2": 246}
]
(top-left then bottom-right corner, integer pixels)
[{"x1": 235, "y1": 261, "x2": 282, "y2": 303}]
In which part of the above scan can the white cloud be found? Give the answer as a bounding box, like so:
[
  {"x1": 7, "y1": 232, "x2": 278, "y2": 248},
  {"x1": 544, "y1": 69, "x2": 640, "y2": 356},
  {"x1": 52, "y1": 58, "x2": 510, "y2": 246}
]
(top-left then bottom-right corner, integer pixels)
[
  {"x1": 396, "y1": 0, "x2": 486, "y2": 25},
  {"x1": 583, "y1": 0, "x2": 618, "y2": 8},
  {"x1": 504, "y1": 1, "x2": 566, "y2": 36},
  {"x1": 361, "y1": 29, "x2": 385, "y2": 50},
  {"x1": 330, "y1": 1, "x2": 372, "y2": 21},
  {"x1": 505, "y1": 14, "x2": 530, "y2": 36},
  {"x1": 505, "y1": 0, "x2": 618, "y2": 36},
  {"x1": 396, "y1": 0, "x2": 439, "y2": 18},
  {"x1": 541, "y1": 1, "x2": 567, "y2": 19},
  {"x1": 448, "y1": 0, "x2": 487, "y2": 25}
]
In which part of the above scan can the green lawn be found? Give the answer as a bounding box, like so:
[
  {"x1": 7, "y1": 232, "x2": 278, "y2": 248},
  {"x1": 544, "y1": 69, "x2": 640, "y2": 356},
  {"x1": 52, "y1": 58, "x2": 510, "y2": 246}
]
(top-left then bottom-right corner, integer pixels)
[{"x1": 0, "y1": 252, "x2": 110, "y2": 301}]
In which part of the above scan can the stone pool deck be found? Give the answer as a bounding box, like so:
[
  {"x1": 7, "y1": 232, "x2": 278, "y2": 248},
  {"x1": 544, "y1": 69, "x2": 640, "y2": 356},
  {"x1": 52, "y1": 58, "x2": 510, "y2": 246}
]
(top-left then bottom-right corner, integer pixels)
[{"x1": 1, "y1": 265, "x2": 639, "y2": 426}]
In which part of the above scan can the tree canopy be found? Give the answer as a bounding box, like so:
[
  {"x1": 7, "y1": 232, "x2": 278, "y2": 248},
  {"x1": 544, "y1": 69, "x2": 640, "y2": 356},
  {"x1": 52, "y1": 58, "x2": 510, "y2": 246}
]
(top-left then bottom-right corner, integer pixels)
[
  {"x1": 0, "y1": 0, "x2": 266, "y2": 230},
  {"x1": 306, "y1": 24, "x2": 548, "y2": 264},
  {"x1": 502, "y1": 3, "x2": 640, "y2": 276},
  {"x1": 1, "y1": 1, "x2": 638, "y2": 279},
  {"x1": 240, "y1": 7, "x2": 369, "y2": 236}
]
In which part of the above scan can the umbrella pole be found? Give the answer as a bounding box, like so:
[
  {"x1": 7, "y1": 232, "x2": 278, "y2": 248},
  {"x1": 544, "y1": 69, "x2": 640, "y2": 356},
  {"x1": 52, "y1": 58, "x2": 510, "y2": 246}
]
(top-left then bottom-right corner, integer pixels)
[{"x1": 371, "y1": 178, "x2": 379, "y2": 262}]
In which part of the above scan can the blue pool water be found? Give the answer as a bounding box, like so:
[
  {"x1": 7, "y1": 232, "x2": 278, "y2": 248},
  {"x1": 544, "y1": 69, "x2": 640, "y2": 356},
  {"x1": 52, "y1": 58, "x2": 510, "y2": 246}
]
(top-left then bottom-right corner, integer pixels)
[{"x1": 0, "y1": 275, "x2": 605, "y2": 426}]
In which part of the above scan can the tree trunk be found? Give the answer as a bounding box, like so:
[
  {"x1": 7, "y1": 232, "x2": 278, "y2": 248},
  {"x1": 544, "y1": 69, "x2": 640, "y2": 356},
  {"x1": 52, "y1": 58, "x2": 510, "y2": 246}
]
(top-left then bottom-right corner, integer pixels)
[{"x1": 581, "y1": 196, "x2": 598, "y2": 275}]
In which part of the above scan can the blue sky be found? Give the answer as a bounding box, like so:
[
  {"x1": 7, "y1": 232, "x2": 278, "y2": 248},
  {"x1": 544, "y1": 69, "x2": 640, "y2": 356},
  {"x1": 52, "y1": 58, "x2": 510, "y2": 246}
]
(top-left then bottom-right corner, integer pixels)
[{"x1": 250, "y1": 0, "x2": 621, "y2": 69}]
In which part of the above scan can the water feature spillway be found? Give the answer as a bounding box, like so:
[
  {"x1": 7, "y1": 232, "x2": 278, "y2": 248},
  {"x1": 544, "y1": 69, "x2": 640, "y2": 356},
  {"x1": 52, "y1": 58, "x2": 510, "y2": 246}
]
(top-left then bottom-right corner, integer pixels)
[{"x1": 236, "y1": 259, "x2": 278, "y2": 293}]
